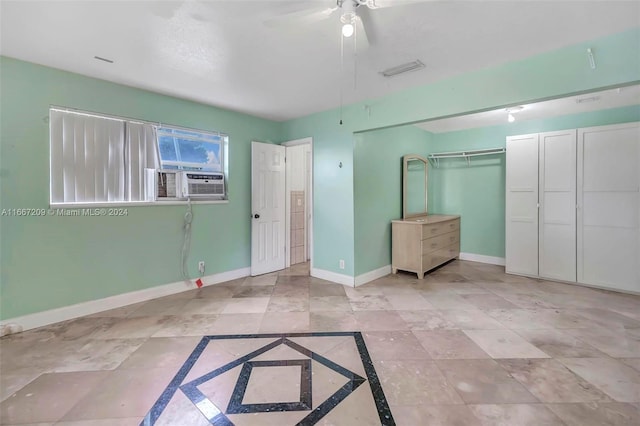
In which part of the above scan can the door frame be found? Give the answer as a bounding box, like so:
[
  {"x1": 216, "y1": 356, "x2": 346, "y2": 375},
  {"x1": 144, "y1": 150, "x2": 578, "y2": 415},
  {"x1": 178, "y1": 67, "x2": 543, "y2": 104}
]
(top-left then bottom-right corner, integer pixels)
[{"x1": 282, "y1": 137, "x2": 314, "y2": 270}]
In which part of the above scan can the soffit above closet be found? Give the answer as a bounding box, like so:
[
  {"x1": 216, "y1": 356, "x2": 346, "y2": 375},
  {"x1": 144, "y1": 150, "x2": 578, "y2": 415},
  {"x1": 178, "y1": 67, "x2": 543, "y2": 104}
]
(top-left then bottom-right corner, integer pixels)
[{"x1": 416, "y1": 84, "x2": 640, "y2": 134}]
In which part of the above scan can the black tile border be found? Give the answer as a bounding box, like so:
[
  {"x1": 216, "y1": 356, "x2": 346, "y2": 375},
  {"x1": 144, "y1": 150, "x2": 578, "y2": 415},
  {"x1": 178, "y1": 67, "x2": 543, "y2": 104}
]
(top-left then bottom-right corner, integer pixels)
[
  {"x1": 140, "y1": 332, "x2": 395, "y2": 426},
  {"x1": 179, "y1": 336, "x2": 366, "y2": 424}
]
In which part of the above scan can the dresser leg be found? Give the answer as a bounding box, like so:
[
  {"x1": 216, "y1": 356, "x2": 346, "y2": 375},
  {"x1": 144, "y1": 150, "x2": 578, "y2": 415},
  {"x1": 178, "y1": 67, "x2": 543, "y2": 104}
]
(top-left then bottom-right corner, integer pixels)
[
  {"x1": 417, "y1": 272, "x2": 424, "y2": 279},
  {"x1": 392, "y1": 267, "x2": 398, "y2": 274}
]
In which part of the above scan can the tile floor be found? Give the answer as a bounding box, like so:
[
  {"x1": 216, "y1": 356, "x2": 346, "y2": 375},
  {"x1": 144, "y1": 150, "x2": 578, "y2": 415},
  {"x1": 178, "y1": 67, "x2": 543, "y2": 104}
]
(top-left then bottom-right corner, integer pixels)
[{"x1": 1, "y1": 260, "x2": 640, "y2": 425}]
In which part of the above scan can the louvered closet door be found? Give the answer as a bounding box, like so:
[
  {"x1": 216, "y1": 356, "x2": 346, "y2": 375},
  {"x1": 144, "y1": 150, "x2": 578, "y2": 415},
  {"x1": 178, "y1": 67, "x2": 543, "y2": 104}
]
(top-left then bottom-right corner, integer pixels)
[
  {"x1": 539, "y1": 130, "x2": 577, "y2": 282},
  {"x1": 506, "y1": 134, "x2": 539, "y2": 276},
  {"x1": 578, "y1": 122, "x2": 640, "y2": 293}
]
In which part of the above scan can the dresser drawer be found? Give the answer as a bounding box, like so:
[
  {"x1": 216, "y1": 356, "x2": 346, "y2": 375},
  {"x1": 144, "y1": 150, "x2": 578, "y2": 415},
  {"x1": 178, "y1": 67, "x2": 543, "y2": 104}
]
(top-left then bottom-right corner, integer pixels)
[
  {"x1": 444, "y1": 241, "x2": 460, "y2": 259},
  {"x1": 422, "y1": 248, "x2": 450, "y2": 271},
  {"x1": 422, "y1": 219, "x2": 460, "y2": 239},
  {"x1": 422, "y1": 230, "x2": 460, "y2": 254},
  {"x1": 422, "y1": 241, "x2": 460, "y2": 271}
]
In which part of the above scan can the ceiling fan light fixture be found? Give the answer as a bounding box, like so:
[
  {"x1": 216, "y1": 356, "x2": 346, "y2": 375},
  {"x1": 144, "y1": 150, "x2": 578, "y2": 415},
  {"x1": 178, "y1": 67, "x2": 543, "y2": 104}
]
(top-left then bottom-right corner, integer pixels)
[
  {"x1": 340, "y1": 9, "x2": 356, "y2": 38},
  {"x1": 342, "y1": 22, "x2": 354, "y2": 37},
  {"x1": 380, "y1": 60, "x2": 425, "y2": 77}
]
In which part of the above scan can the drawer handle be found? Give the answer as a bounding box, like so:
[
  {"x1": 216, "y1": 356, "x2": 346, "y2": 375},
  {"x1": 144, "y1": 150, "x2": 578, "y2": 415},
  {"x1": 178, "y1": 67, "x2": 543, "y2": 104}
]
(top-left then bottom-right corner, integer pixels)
[
  {"x1": 431, "y1": 242, "x2": 438, "y2": 248},
  {"x1": 449, "y1": 224, "x2": 455, "y2": 228},
  {"x1": 450, "y1": 236, "x2": 455, "y2": 242},
  {"x1": 431, "y1": 228, "x2": 437, "y2": 233}
]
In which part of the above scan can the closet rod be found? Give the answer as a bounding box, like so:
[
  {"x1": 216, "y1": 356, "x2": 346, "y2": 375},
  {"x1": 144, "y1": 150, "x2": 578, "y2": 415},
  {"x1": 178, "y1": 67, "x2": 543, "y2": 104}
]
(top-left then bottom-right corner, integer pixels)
[
  {"x1": 428, "y1": 147, "x2": 505, "y2": 167},
  {"x1": 428, "y1": 147, "x2": 505, "y2": 158}
]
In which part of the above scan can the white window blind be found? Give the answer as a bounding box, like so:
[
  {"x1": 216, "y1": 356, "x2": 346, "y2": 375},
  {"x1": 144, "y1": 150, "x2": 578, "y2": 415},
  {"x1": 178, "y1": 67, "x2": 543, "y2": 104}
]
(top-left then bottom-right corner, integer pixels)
[
  {"x1": 50, "y1": 110, "x2": 162, "y2": 204},
  {"x1": 50, "y1": 109, "x2": 126, "y2": 203},
  {"x1": 126, "y1": 122, "x2": 159, "y2": 201},
  {"x1": 50, "y1": 108, "x2": 227, "y2": 204}
]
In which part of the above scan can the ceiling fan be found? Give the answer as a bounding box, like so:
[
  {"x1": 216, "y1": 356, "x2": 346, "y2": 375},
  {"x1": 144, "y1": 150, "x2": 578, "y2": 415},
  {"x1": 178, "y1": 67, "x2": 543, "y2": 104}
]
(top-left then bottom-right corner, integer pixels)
[
  {"x1": 266, "y1": 1, "x2": 428, "y2": 125},
  {"x1": 266, "y1": 0, "x2": 428, "y2": 47}
]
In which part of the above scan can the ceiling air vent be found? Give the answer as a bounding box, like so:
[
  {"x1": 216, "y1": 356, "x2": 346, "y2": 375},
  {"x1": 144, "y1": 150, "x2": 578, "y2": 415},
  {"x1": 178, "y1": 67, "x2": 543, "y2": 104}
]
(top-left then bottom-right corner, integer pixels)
[
  {"x1": 94, "y1": 56, "x2": 114, "y2": 64},
  {"x1": 380, "y1": 60, "x2": 425, "y2": 78}
]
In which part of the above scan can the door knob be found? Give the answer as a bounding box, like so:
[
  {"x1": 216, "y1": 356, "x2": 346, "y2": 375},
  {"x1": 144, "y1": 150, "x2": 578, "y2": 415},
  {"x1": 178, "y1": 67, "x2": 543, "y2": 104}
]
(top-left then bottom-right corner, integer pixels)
[{"x1": 254, "y1": 214, "x2": 260, "y2": 219}]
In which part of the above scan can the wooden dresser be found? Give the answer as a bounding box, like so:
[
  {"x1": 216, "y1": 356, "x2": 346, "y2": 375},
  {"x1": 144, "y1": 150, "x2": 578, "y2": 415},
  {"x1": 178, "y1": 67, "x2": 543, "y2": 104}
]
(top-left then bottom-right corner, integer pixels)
[{"x1": 391, "y1": 215, "x2": 460, "y2": 279}]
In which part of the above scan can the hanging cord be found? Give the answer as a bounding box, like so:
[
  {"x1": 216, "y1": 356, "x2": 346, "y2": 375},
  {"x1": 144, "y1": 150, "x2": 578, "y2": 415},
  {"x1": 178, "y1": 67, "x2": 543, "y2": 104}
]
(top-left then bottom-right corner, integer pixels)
[
  {"x1": 353, "y1": 15, "x2": 358, "y2": 91},
  {"x1": 181, "y1": 197, "x2": 193, "y2": 281},
  {"x1": 339, "y1": 32, "x2": 344, "y2": 125}
]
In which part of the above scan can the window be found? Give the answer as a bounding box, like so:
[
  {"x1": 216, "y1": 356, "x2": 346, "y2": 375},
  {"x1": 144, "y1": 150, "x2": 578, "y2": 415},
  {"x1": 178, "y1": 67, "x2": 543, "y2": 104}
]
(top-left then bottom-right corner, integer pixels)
[
  {"x1": 49, "y1": 108, "x2": 228, "y2": 205},
  {"x1": 157, "y1": 127, "x2": 226, "y2": 172}
]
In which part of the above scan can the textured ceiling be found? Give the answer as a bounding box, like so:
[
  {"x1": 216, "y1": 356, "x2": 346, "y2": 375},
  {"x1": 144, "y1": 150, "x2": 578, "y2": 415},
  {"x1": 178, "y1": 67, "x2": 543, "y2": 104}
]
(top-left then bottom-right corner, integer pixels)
[{"x1": 1, "y1": 1, "x2": 639, "y2": 121}]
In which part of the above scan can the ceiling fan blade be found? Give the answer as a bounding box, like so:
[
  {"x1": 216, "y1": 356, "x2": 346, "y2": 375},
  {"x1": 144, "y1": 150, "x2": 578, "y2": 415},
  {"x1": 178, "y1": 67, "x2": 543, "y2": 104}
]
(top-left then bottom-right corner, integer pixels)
[
  {"x1": 356, "y1": 6, "x2": 377, "y2": 47},
  {"x1": 264, "y1": 6, "x2": 338, "y2": 28},
  {"x1": 366, "y1": 0, "x2": 432, "y2": 9},
  {"x1": 354, "y1": 17, "x2": 369, "y2": 49}
]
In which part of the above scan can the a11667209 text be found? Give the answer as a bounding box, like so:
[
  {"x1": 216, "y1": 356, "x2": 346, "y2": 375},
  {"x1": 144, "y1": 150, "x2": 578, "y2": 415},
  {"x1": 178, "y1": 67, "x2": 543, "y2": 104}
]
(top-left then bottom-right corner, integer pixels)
[{"x1": 1, "y1": 208, "x2": 129, "y2": 217}]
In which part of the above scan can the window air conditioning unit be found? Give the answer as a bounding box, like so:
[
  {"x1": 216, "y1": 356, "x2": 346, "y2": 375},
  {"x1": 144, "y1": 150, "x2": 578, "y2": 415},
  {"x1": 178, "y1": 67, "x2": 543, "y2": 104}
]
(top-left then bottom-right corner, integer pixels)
[
  {"x1": 182, "y1": 171, "x2": 225, "y2": 199},
  {"x1": 145, "y1": 169, "x2": 183, "y2": 201}
]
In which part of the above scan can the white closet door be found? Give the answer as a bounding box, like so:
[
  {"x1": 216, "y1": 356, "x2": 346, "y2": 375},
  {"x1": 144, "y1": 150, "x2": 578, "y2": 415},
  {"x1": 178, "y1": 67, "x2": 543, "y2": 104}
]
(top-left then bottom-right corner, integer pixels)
[
  {"x1": 506, "y1": 134, "x2": 539, "y2": 276},
  {"x1": 539, "y1": 130, "x2": 577, "y2": 282},
  {"x1": 578, "y1": 122, "x2": 640, "y2": 292}
]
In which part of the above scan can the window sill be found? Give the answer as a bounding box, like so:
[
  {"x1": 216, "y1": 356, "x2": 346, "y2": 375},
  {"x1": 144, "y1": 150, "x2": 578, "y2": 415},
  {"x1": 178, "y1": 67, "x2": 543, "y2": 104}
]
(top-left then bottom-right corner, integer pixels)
[{"x1": 50, "y1": 199, "x2": 229, "y2": 209}]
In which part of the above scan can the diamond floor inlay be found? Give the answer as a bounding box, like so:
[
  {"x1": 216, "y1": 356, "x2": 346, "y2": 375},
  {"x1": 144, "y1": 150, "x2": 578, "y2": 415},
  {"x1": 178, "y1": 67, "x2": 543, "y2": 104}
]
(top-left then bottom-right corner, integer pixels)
[{"x1": 142, "y1": 332, "x2": 394, "y2": 425}]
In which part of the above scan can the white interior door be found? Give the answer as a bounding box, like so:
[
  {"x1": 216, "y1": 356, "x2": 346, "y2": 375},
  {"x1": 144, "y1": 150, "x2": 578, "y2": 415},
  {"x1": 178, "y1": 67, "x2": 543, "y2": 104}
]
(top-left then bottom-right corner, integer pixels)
[
  {"x1": 506, "y1": 134, "x2": 539, "y2": 276},
  {"x1": 251, "y1": 141, "x2": 286, "y2": 276},
  {"x1": 578, "y1": 122, "x2": 640, "y2": 292},
  {"x1": 539, "y1": 130, "x2": 577, "y2": 282}
]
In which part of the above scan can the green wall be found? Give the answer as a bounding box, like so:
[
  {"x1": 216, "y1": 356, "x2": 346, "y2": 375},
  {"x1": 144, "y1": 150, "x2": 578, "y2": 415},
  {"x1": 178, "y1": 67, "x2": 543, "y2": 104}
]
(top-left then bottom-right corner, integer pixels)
[
  {"x1": 353, "y1": 126, "x2": 431, "y2": 275},
  {"x1": 2, "y1": 26, "x2": 639, "y2": 319},
  {"x1": 0, "y1": 57, "x2": 281, "y2": 319},
  {"x1": 426, "y1": 104, "x2": 640, "y2": 258},
  {"x1": 283, "y1": 111, "x2": 356, "y2": 275},
  {"x1": 282, "y1": 27, "x2": 640, "y2": 277}
]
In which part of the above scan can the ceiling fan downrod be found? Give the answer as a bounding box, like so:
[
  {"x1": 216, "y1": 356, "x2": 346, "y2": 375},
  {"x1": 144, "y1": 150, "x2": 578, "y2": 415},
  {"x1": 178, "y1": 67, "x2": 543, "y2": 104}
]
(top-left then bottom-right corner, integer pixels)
[
  {"x1": 354, "y1": 0, "x2": 377, "y2": 7},
  {"x1": 337, "y1": 0, "x2": 376, "y2": 9}
]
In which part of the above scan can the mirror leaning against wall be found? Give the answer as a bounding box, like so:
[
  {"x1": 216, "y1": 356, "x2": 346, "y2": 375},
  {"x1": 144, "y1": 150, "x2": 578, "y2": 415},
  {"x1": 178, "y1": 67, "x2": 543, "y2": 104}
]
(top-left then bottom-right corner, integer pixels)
[{"x1": 402, "y1": 154, "x2": 428, "y2": 219}]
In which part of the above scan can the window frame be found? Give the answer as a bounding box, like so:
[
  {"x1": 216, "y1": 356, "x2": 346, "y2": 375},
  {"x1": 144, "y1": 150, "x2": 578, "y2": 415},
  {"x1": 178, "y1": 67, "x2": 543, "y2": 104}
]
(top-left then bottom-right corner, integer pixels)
[{"x1": 49, "y1": 107, "x2": 229, "y2": 208}]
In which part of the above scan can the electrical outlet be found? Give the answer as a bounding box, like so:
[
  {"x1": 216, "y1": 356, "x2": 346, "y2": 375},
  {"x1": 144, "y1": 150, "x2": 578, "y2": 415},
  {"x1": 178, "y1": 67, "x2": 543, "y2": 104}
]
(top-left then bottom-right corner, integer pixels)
[
  {"x1": 198, "y1": 261, "x2": 205, "y2": 274},
  {"x1": 339, "y1": 259, "x2": 345, "y2": 270}
]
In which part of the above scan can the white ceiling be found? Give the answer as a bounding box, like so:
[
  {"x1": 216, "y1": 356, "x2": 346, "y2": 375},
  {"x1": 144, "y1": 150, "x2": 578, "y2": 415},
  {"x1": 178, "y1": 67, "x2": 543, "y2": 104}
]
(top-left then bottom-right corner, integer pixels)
[
  {"x1": 1, "y1": 1, "x2": 639, "y2": 122},
  {"x1": 416, "y1": 83, "x2": 640, "y2": 133}
]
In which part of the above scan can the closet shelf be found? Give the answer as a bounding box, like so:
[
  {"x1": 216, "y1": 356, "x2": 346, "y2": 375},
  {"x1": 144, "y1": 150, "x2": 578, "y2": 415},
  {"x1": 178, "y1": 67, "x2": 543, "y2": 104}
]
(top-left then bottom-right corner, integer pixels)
[{"x1": 428, "y1": 147, "x2": 505, "y2": 167}]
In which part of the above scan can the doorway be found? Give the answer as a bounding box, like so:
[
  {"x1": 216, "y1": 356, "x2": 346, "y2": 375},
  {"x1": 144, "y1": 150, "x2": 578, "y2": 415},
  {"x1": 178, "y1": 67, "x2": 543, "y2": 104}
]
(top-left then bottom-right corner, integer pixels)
[{"x1": 283, "y1": 138, "x2": 313, "y2": 272}]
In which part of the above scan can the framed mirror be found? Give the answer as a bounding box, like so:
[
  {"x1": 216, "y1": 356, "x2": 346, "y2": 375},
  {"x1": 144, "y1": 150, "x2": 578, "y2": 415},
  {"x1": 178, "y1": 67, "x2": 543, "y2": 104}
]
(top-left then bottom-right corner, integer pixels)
[{"x1": 402, "y1": 154, "x2": 428, "y2": 219}]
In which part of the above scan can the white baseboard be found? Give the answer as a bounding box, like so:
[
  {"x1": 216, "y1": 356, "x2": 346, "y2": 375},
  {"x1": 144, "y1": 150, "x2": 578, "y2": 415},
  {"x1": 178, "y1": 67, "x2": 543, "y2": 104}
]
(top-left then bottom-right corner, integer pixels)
[
  {"x1": 459, "y1": 252, "x2": 506, "y2": 266},
  {"x1": 355, "y1": 265, "x2": 391, "y2": 287},
  {"x1": 311, "y1": 267, "x2": 354, "y2": 287},
  {"x1": 0, "y1": 267, "x2": 250, "y2": 334}
]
